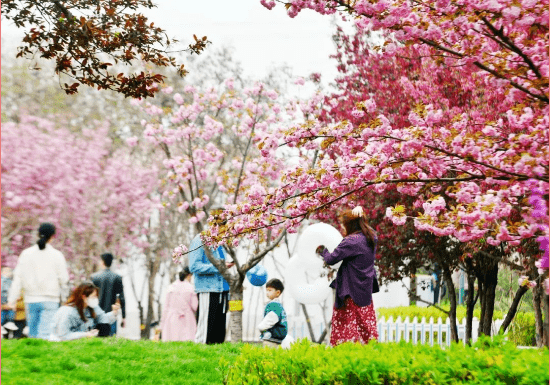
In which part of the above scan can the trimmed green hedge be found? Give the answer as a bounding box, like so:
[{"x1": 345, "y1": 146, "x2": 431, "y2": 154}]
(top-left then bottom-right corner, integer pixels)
[
  {"x1": 376, "y1": 306, "x2": 536, "y2": 346},
  {"x1": 221, "y1": 337, "x2": 549, "y2": 385},
  {"x1": 376, "y1": 305, "x2": 505, "y2": 322}
]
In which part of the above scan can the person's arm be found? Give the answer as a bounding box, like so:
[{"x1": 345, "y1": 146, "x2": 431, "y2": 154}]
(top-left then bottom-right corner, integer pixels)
[
  {"x1": 51, "y1": 308, "x2": 89, "y2": 341},
  {"x1": 57, "y1": 253, "x2": 70, "y2": 303},
  {"x1": 190, "y1": 291, "x2": 198, "y2": 313},
  {"x1": 92, "y1": 305, "x2": 117, "y2": 325},
  {"x1": 188, "y1": 237, "x2": 219, "y2": 274},
  {"x1": 160, "y1": 291, "x2": 170, "y2": 331},
  {"x1": 257, "y1": 311, "x2": 279, "y2": 332},
  {"x1": 320, "y1": 237, "x2": 358, "y2": 265},
  {"x1": 115, "y1": 276, "x2": 126, "y2": 321},
  {"x1": 7, "y1": 263, "x2": 22, "y2": 306}
]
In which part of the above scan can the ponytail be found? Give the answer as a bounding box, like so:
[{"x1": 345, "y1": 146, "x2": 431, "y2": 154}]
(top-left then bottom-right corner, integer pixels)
[
  {"x1": 37, "y1": 236, "x2": 47, "y2": 250},
  {"x1": 37, "y1": 223, "x2": 56, "y2": 250}
]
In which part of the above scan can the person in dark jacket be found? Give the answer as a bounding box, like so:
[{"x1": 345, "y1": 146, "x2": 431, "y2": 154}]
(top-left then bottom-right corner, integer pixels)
[
  {"x1": 91, "y1": 253, "x2": 125, "y2": 336},
  {"x1": 317, "y1": 206, "x2": 379, "y2": 346}
]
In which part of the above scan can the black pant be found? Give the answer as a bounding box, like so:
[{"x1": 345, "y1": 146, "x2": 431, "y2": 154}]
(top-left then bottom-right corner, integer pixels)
[{"x1": 196, "y1": 292, "x2": 228, "y2": 344}]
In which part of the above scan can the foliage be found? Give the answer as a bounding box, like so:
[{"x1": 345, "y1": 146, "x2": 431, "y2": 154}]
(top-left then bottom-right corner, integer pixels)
[
  {"x1": 1, "y1": 338, "x2": 243, "y2": 385},
  {"x1": 1, "y1": 0, "x2": 209, "y2": 98},
  {"x1": 507, "y1": 312, "x2": 537, "y2": 347},
  {"x1": 222, "y1": 337, "x2": 549, "y2": 385},
  {"x1": 376, "y1": 305, "x2": 505, "y2": 323}
]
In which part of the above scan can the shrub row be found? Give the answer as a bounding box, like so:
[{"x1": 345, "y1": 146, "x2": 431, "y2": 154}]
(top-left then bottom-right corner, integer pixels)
[
  {"x1": 376, "y1": 305, "x2": 504, "y2": 322},
  {"x1": 376, "y1": 306, "x2": 536, "y2": 346},
  {"x1": 221, "y1": 337, "x2": 548, "y2": 385}
]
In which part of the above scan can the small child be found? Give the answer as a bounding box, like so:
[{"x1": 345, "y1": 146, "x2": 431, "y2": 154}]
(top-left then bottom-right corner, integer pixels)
[{"x1": 258, "y1": 278, "x2": 288, "y2": 347}]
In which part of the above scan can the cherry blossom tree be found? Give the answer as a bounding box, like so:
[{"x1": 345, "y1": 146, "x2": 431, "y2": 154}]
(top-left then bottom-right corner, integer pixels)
[
  {"x1": 1, "y1": 115, "x2": 157, "y2": 281},
  {"x1": 136, "y1": 80, "x2": 292, "y2": 341},
  {"x1": 311, "y1": 25, "x2": 547, "y2": 342},
  {"x1": 197, "y1": 1, "x2": 549, "y2": 342},
  {"x1": 254, "y1": 0, "x2": 548, "y2": 260}
]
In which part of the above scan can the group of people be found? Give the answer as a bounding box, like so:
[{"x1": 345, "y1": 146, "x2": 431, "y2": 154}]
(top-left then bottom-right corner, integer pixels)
[
  {"x1": 160, "y1": 205, "x2": 379, "y2": 347},
  {"x1": 162, "y1": 233, "x2": 288, "y2": 346},
  {"x1": 3, "y1": 204, "x2": 379, "y2": 347},
  {"x1": 2, "y1": 223, "x2": 126, "y2": 341}
]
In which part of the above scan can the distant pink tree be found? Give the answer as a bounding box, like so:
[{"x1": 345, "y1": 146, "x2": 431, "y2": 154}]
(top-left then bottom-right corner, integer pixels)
[{"x1": 1, "y1": 115, "x2": 157, "y2": 281}]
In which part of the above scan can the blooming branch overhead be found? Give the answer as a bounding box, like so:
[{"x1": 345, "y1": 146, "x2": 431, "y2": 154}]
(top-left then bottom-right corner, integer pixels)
[{"x1": 134, "y1": 80, "x2": 291, "y2": 249}]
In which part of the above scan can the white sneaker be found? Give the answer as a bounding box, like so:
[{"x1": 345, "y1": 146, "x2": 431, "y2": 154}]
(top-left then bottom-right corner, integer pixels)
[{"x1": 23, "y1": 326, "x2": 29, "y2": 336}]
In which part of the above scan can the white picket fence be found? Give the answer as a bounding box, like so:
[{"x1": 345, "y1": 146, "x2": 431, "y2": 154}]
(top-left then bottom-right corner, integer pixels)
[
  {"x1": 377, "y1": 316, "x2": 505, "y2": 346},
  {"x1": 286, "y1": 317, "x2": 506, "y2": 346}
]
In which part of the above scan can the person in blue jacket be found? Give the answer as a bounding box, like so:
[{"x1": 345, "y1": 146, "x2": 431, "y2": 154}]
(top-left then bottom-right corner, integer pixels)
[{"x1": 188, "y1": 234, "x2": 234, "y2": 344}]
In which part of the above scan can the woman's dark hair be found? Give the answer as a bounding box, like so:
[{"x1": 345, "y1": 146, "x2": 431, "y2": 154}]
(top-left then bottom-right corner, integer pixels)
[
  {"x1": 266, "y1": 278, "x2": 284, "y2": 293},
  {"x1": 179, "y1": 266, "x2": 192, "y2": 281},
  {"x1": 341, "y1": 208, "x2": 376, "y2": 249},
  {"x1": 66, "y1": 282, "x2": 98, "y2": 321},
  {"x1": 37, "y1": 223, "x2": 56, "y2": 250}
]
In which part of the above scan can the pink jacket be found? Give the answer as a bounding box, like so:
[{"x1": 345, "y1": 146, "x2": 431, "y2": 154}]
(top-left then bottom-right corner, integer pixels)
[{"x1": 160, "y1": 280, "x2": 198, "y2": 341}]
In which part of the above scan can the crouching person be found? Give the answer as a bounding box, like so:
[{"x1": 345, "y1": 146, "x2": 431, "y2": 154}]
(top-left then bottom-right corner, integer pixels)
[
  {"x1": 50, "y1": 282, "x2": 120, "y2": 341},
  {"x1": 258, "y1": 279, "x2": 288, "y2": 347}
]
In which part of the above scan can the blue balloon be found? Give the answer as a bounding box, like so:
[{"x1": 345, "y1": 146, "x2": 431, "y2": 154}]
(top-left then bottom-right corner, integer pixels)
[{"x1": 246, "y1": 264, "x2": 268, "y2": 286}]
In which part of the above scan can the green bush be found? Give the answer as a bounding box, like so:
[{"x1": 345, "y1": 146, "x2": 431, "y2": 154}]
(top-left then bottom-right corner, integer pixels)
[
  {"x1": 221, "y1": 337, "x2": 549, "y2": 385},
  {"x1": 376, "y1": 305, "x2": 504, "y2": 322},
  {"x1": 508, "y1": 312, "x2": 537, "y2": 346}
]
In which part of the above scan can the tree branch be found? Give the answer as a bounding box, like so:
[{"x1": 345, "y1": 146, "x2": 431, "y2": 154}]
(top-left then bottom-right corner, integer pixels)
[
  {"x1": 400, "y1": 279, "x2": 450, "y2": 315},
  {"x1": 241, "y1": 230, "x2": 286, "y2": 273}
]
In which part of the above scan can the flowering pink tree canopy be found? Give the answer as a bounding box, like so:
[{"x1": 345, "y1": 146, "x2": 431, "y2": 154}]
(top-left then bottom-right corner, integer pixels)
[
  {"x1": 1, "y1": 116, "x2": 157, "y2": 280},
  {"x1": 196, "y1": 1, "x2": 550, "y2": 279},
  {"x1": 134, "y1": 81, "x2": 290, "y2": 250}
]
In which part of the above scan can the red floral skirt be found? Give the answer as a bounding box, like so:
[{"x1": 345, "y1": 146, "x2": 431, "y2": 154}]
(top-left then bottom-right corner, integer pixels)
[{"x1": 330, "y1": 296, "x2": 378, "y2": 346}]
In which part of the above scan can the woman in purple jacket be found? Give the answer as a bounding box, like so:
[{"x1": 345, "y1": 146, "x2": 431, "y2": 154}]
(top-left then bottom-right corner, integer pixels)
[{"x1": 317, "y1": 206, "x2": 379, "y2": 346}]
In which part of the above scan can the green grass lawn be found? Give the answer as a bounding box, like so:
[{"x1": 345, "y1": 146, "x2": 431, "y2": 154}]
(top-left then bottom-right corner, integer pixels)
[
  {"x1": 2, "y1": 337, "x2": 548, "y2": 384},
  {"x1": 1, "y1": 338, "x2": 244, "y2": 385}
]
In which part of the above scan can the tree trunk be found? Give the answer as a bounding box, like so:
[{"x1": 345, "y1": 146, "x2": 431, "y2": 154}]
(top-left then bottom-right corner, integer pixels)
[
  {"x1": 533, "y1": 281, "x2": 546, "y2": 347},
  {"x1": 464, "y1": 258, "x2": 477, "y2": 345},
  {"x1": 141, "y1": 264, "x2": 155, "y2": 339},
  {"x1": 499, "y1": 285, "x2": 529, "y2": 334},
  {"x1": 317, "y1": 321, "x2": 331, "y2": 344},
  {"x1": 442, "y1": 266, "x2": 459, "y2": 343},
  {"x1": 137, "y1": 301, "x2": 144, "y2": 338},
  {"x1": 301, "y1": 304, "x2": 316, "y2": 341},
  {"x1": 478, "y1": 261, "x2": 498, "y2": 336},
  {"x1": 228, "y1": 284, "x2": 244, "y2": 342},
  {"x1": 409, "y1": 266, "x2": 417, "y2": 306},
  {"x1": 544, "y1": 294, "x2": 549, "y2": 348},
  {"x1": 141, "y1": 257, "x2": 161, "y2": 339}
]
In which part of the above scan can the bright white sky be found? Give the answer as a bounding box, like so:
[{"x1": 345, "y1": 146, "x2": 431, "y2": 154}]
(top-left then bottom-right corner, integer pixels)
[{"x1": 1, "y1": 0, "x2": 342, "y2": 89}]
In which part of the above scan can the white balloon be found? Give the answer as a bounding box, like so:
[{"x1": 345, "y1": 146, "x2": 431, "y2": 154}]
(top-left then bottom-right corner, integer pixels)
[
  {"x1": 284, "y1": 223, "x2": 344, "y2": 304},
  {"x1": 296, "y1": 222, "x2": 343, "y2": 270},
  {"x1": 285, "y1": 254, "x2": 331, "y2": 304}
]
